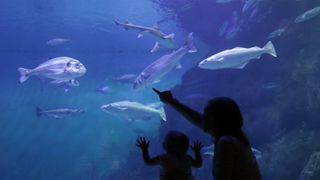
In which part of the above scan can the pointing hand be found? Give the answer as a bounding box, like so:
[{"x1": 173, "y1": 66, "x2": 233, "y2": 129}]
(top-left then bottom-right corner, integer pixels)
[{"x1": 152, "y1": 88, "x2": 175, "y2": 104}]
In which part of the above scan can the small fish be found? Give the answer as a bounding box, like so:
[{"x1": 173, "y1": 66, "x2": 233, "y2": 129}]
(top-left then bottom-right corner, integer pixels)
[
  {"x1": 101, "y1": 101, "x2": 166, "y2": 122},
  {"x1": 36, "y1": 107, "x2": 84, "y2": 119},
  {"x1": 202, "y1": 144, "x2": 262, "y2": 159},
  {"x1": 133, "y1": 32, "x2": 197, "y2": 89},
  {"x1": 216, "y1": 0, "x2": 233, "y2": 3},
  {"x1": 112, "y1": 74, "x2": 137, "y2": 84},
  {"x1": 261, "y1": 82, "x2": 278, "y2": 89},
  {"x1": 96, "y1": 86, "x2": 112, "y2": 94},
  {"x1": 50, "y1": 79, "x2": 80, "y2": 92},
  {"x1": 198, "y1": 41, "x2": 277, "y2": 70},
  {"x1": 46, "y1": 38, "x2": 71, "y2": 46},
  {"x1": 18, "y1": 57, "x2": 86, "y2": 83},
  {"x1": 294, "y1": 6, "x2": 320, "y2": 23},
  {"x1": 267, "y1": 28, "x2": 285, "y2": 39},
  {"x1": 114, "y1": 19, "x2": 175, "y2": 52}
]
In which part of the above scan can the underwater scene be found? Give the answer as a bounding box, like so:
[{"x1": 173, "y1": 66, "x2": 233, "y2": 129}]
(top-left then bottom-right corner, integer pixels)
[{"x1": 0, "y1": 0, "x2": 320, "y2": 179}]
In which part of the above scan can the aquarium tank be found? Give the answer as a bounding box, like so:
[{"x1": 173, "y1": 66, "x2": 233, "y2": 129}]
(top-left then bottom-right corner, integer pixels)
[{"x1": 0, "y1": 0, "x2": 320, "y2": 179}]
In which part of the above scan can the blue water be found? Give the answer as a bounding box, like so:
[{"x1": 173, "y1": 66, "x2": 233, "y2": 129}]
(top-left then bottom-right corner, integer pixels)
[{"x1": 1, "y1": 0, "x2": 320, "y2": 179}]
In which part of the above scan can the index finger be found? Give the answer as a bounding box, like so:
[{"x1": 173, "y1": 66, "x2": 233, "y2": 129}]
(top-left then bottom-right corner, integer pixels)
[{"x1": 152, "y1": 88, "x2": 161, "y2": 94}]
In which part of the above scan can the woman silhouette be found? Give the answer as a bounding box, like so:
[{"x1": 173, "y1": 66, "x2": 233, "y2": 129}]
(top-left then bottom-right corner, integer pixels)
[{"x1": 153, "y1": 88, "x2": 262, "y2": 180}]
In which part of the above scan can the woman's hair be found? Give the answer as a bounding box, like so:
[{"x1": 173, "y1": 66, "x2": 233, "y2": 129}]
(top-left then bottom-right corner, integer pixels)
[
  {"x1": 163, "y1": 130, "x2": 189, "y2": 157},
  {"x1": 203, "y1": 97, "x2": 249, "y2": 146}
]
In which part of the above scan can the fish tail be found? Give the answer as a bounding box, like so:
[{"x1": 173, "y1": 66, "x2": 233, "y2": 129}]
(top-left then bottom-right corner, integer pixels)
[
  {"x1": 263, "y1": 41, "x2": 277, "y2": 58},
  {"x1": 184, "y1": 32, "x2": 197, "y2": 53},
  {"x1": 158, "y1": 107, "x2": 167, "y2": 122},
  {"x1": 36, "y1": 107, "x2": 42, "y2": 118},
  {"x1": 18, "y1": 68, "x2": 31, "y2": 83}
]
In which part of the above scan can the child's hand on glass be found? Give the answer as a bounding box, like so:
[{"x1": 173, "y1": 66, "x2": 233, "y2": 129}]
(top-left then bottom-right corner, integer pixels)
[
  {"x1": 191, "y1": 140, "x2": 203, "y2": 153},
  {"x1": 136, "y1": 137, "x2": 150, "y2": 151}
]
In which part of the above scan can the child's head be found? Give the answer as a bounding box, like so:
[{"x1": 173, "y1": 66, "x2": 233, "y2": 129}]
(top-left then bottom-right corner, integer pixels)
[{"x1": 163, "y1": 130, "x2": 189, "y2": 157}]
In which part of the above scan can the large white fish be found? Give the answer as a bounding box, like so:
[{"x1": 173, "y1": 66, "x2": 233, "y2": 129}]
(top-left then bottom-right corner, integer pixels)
[
  {"x1": 198, "y1": 41, "x2": 277, "y2": 70},
  {"x1": 114, "y1": 19, "x2": 175, "y2": 52},
  {"x1": 100, "y1": 101, "x2": 166, "y2": 122},
  {"x1": 18, "y1": 57, "x2": 86, "y2": 83},
  {"x1": 294, "y1": 6, "x2": 320, "y2": 23},
  {"x1": 133, "y1": 32, "x2": 197, "y2": 89}
]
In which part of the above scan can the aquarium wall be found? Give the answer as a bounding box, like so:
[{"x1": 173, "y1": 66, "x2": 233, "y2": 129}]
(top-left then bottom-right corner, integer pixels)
[{"x1": 0, "y1": 0, "x2": 319, "y2": 179}]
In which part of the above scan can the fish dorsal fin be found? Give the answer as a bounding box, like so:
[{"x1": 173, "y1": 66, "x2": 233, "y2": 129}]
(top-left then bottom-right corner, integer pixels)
[
  {"x1": 232, "y1": 47, "x2": 244, "y2": 50},
  {"x1": 125, "y1": 19, "x2": 130, "y2": 24},
  {"x1": 164, "y1": 33, "x2": 175, "y2": 39},
  {"x1": 150, "y1": 42, "x2": 160, "y2": 53},
  {"x1": 152, "y1": 23, "x2": 160, "y2": 30},
  {"x1": 236, "y1": 61, "x2": 250, "y2": 69}
]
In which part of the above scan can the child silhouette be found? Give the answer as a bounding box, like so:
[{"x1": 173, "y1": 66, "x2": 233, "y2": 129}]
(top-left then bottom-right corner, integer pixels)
[{"x1": 136, "y1": 130, "x2": 203, "y2": 180}]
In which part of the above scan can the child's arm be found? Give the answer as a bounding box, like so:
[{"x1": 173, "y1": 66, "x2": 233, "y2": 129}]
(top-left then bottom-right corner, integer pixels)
[
  {"x1": 136, "y1": 137, "x2": 160, "y2": 165},
  {"x1": 190, "y1": 140, "x2": 203, "y2": 168}
]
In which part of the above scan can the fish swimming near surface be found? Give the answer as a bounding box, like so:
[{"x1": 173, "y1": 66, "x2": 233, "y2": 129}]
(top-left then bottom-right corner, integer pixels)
[
  {"x1": 294, "y1": 6, "x2": 320, "y2": 23},
  {"x1": 36, "y1": 107, "x2": 84, "y2": 119},
  {"x1": 114, "y1": 19, "x2": 175, "y2": 52},
  {"x1": 50, "y1": 79, "x2": 80, "y2": 92},
  {"x1": 18, "y1": 56, "x2": 86, "y2": 83},
  {"x1": 198, "y1": 41, "x2": 277, "y2": 70},
  {"x1": 46, "y1": 38, "x2": 71, "y2": 46},
  {"x1": 100, "y1": 101, "x2": 166, "y2": 122},
  {"x1": 202, "y1": 144, "x2": 262, "y2": 159},
  {"x1": 133, "y1": 32, "x2": 197, "y2": 89}
]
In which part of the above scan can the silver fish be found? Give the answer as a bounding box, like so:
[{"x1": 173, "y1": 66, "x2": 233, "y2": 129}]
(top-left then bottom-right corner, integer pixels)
[
  {"x1": 46, "y1": 38, "x2": 71, "y2": 46},
  {"x1": 267, "y1": 28, "x2": 285, "y2": 39},
  {"x1": 114, "y1": 19, "x2": 175, "y2": 52},
  {"x1": 101, "y1": 101, "x2": 166, "y2": 122},
  {"x1": 295, "y1": 6, "x2": 320, "y2": 23},
  {"x1": 36, "y1": 107, "x2": 84, "y2": 119},
  {"x1": 50, "y1": 79, "x2": 80, "y2": 92},
  {"x1": 133, "y1": 33, "x2": 197, "y2": 89},
  {"x1": 18, "y1": 56, "x2": 86, "y2": 83},
  {"x1": 198, "y1": 41, "x2": 277, "y2": 70}
]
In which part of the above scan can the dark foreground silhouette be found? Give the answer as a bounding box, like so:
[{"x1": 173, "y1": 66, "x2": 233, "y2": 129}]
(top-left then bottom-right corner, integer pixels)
[
  {"x1": 153, "y1": 88, "x2": 262, "y2": 180},
  {"x1": 136, "y1": 131, "x2": 203, "y2": 180}
]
